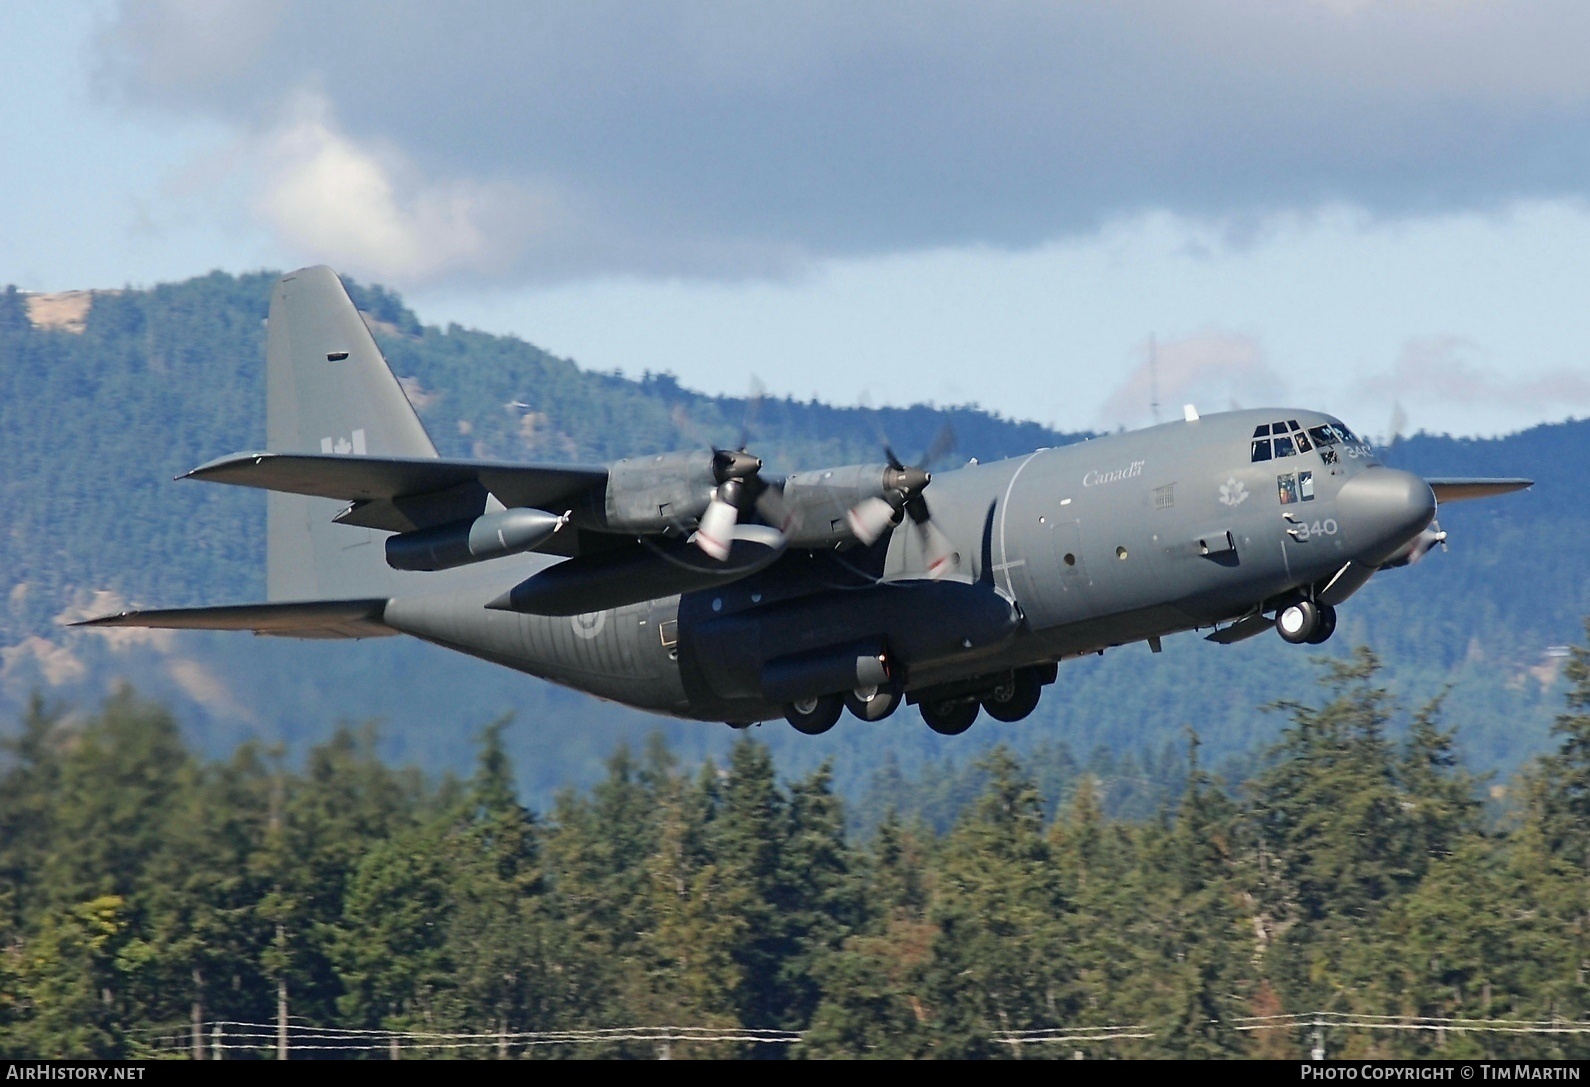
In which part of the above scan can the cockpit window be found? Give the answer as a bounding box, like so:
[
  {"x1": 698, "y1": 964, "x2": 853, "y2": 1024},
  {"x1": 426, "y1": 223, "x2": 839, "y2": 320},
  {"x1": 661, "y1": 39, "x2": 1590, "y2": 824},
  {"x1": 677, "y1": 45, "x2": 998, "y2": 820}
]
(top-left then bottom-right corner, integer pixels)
[{"x1": 1252, "y1": 418, "x2": 1327, "y2": 461}]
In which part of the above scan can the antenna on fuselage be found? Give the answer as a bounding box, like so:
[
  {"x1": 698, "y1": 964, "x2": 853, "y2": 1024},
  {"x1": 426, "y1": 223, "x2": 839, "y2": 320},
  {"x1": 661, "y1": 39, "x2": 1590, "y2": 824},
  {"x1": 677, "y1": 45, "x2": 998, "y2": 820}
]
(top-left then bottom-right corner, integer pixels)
[{"x1": 1149, "y1": 333, "x2": 1161, "y2": 425}]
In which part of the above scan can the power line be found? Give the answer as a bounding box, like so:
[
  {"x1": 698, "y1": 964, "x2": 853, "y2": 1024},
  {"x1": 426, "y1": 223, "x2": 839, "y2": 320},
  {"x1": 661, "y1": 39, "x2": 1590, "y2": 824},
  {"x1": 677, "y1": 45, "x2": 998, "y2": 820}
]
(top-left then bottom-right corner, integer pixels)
[{"x1": 136, "y1": 1011, "x2": 1590, "y2": 1058}]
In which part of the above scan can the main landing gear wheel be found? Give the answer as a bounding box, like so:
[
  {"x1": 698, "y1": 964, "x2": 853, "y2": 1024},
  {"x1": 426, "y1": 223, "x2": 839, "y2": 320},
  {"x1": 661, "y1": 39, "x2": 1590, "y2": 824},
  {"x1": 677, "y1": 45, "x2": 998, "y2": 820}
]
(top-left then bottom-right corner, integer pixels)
[
  {"x1": 1276, "y1": 600, "x2": 1321, "y2": 644},
  {"x1": 921, "y1": 698, "x2": 979, "y2": 736},
  {"x1": 844, "y1": 684, "x2": 900, "y2": 722},
  {"x1": 982, "y1": 669, "x2": 1043, "y2": 723},
  {"x1": 1305, "y1": 603, "x2": 1337, "y2": 645},
  {"x1": 786, "y1": 694, "x2": 843, "y2": 735}
]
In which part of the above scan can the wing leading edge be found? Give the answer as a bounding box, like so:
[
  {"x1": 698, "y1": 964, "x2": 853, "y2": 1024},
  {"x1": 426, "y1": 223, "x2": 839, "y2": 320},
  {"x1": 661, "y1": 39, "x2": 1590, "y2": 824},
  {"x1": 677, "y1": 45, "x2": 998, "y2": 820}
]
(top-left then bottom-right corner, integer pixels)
[{"x1": 185, "y1": 451, "x2": 608, "y2": 532}]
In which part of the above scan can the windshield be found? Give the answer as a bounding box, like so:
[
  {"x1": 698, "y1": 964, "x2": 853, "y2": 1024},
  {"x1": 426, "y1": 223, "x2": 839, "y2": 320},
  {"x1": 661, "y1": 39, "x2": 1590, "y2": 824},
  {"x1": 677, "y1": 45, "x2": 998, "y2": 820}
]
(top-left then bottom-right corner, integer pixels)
[{"x1": 1250, "y1": 419, "x2": 1315, "y2": 462}]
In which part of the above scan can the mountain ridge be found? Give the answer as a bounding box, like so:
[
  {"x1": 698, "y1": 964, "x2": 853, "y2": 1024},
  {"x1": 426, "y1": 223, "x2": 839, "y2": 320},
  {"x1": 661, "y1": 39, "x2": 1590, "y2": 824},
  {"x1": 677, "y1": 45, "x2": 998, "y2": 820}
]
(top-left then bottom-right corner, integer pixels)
[{"x1": 0, "y1": 270, "x2": 1574, "y2": 808}]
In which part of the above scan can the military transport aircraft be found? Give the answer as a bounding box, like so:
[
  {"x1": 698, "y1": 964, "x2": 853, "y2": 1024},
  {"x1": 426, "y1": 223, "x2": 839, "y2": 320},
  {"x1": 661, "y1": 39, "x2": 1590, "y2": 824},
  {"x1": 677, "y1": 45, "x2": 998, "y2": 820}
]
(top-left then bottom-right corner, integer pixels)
[{"x1": 80, "y1": 267, "x2": 1532, "y2": 736}]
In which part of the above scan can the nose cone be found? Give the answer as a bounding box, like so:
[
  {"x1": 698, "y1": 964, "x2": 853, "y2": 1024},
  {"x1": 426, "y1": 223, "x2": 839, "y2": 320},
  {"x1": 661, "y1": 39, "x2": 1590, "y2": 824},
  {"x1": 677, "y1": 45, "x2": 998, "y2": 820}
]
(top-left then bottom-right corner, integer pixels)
[{"x1": 1337, "y1": 468, "x2": 1436, "y2": 565}]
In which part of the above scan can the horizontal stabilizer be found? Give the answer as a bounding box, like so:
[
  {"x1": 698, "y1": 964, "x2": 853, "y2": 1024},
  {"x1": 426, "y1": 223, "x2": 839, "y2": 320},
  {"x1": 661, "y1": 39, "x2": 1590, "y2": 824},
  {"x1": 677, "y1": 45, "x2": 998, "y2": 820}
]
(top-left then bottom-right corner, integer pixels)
[
  {"x1": 72, "y1": 599, "x2": 393, "y2": 640},
  {"x1": 1427, "y1": 477, "x2": 1532, "y2": 503},
  {"x1": 186, "y1": 451, "x2": 608, "y2": 532}
]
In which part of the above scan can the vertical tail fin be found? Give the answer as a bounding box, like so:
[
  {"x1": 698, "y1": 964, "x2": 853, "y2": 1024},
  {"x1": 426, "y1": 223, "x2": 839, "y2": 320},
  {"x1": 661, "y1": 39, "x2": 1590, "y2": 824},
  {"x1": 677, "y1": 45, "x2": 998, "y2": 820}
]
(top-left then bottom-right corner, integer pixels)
[{"x1": 266, "y1": 266, "x2": 436, "y2": 600}]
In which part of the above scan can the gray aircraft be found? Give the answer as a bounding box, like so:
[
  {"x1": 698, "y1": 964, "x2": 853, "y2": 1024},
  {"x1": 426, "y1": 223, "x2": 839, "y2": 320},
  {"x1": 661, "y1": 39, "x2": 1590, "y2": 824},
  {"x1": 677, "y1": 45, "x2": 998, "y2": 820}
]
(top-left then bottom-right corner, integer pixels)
[{"x1": 81, "y1": 267, "x2": 1532, "y2": 735}]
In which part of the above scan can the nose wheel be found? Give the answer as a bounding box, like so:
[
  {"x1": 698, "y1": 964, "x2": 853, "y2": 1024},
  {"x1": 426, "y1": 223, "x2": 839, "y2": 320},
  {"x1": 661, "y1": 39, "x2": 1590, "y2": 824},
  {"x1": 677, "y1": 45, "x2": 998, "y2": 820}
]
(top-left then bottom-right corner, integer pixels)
[
  {"x1": 1305, "y1": 603, "x2": 1337, "y2": 644},
  {"x1": 1276, "y1": 601, "x2": 1337, "y2": 644}
]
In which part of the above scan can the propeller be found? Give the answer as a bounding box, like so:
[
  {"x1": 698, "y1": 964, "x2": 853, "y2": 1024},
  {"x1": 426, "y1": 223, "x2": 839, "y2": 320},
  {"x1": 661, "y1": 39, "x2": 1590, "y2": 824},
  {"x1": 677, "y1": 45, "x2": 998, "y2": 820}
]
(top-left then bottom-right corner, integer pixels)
[
  {"x1": 682, "y1": 377, "x2": 796, "y2": 561},
  {"x1": 848, "y1": 423, "x2": 961, "y2": 579},
  {"x1": 695, "y1": 448, "x2": 763, "y2": 561}
]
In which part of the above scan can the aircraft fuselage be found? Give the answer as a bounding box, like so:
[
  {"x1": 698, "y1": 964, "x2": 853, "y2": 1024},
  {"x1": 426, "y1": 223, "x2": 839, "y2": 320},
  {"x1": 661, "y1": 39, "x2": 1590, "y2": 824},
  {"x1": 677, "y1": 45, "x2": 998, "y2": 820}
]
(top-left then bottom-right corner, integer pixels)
[{"x1": 380, "y1": 407, "x2": 1433, "y2": 725}]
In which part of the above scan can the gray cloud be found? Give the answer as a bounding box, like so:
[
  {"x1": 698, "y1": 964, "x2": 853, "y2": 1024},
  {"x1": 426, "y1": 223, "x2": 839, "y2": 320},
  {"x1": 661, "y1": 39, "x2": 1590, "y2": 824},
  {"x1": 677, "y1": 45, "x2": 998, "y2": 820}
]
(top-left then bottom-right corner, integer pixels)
[
  {"x1": 1098, "y1": 332, "x2": 1290, "y2": 429},
  {"x1": 98, "y1": 0, "x2": 1590, "y2": 282},
  {"x1": 1362, "y1": 336, "x2": 1590, "y2": 415}
]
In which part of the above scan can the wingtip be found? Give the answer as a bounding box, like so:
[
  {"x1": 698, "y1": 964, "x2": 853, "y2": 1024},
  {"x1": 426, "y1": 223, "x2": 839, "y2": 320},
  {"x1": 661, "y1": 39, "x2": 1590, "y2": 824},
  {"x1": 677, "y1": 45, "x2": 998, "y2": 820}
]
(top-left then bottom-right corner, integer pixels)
[{"x1": 67, "y1": 612, "x2": 128, "y2": 628}]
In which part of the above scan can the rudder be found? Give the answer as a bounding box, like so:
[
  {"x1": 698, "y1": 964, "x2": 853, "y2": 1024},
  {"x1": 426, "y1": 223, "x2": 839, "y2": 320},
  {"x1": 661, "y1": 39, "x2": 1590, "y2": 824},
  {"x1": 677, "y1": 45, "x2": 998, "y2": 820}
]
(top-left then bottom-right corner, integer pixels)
[{"x1": 266, "y1": 266, "x2": 437, "y2": 600}]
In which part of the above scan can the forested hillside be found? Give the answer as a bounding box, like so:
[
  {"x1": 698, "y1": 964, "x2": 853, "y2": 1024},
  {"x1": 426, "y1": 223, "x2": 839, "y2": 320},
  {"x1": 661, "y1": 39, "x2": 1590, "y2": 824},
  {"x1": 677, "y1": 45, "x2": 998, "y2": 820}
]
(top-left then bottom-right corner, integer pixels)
[
  {"x1": 6, "y1": 648, "x2": 1590, "y2": 1059},
  {"x1": 0, "y1": 272, "x2": 1576, "y2": 807}
]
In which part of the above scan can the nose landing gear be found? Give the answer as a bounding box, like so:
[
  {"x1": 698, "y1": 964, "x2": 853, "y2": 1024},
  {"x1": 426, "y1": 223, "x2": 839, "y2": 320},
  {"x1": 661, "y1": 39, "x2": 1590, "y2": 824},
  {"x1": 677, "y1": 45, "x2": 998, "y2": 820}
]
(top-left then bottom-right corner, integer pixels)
[{"x1": 1276, "y1": 600, "x2": 1337, "y2": 645}]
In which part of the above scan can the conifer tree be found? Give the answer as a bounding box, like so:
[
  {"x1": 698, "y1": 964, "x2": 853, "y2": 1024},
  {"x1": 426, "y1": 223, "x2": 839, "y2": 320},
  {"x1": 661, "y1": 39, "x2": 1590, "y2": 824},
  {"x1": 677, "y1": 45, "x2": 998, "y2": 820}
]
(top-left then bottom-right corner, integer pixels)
[
  {"x1": 445, "y1": 717, "x2": 573, "y2": 1053},
  {"x1": 923, "y1": 747, "x2": 1072, "y2": 1057},
  {"x1": 803, "y1": 811, "x2": 933, "y2": 1059},
  {"x1": 1536, "y1": 620, "x2": 1590, "y2": 867},
  {"x1": 707, "y1": 739, "x2": 790, "y2": 1037}
]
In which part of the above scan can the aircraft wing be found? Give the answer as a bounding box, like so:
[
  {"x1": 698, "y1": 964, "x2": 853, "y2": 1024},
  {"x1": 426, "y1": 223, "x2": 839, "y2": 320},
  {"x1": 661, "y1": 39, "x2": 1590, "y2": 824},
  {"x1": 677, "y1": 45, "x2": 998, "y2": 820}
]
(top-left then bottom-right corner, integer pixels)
[
  {"x1": 72, "y1": 599, "x2": 393, "y2": 639},
  {"x1": 1426, "y1": 477, "x2": 1533, "y2": 504},
  {"x1": 184, "y1": 451, "x2": 608, "y2": 532}
]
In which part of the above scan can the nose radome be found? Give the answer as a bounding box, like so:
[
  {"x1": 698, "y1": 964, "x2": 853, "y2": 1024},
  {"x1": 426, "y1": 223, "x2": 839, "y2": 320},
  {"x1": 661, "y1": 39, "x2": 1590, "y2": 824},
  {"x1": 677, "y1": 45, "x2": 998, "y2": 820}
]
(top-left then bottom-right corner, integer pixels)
[{"x1": 1336, "y1": 468, "x2": 1436, "y2": 565}]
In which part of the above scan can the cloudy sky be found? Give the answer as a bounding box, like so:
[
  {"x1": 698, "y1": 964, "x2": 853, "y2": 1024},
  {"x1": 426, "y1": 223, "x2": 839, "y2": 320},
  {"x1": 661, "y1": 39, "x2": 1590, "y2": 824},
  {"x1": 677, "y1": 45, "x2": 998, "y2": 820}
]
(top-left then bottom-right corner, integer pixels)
[{"x1": 6, "y1": 1, "x2": 1590, "y2": 438}]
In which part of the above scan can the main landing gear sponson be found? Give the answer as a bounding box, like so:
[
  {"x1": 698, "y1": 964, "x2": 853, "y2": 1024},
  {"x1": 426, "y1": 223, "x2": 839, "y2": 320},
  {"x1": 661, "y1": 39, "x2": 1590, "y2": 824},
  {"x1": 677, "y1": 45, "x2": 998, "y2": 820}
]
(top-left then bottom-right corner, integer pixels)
[
  {"x1": 920, "y1": 698, "x2": 980, "y2": 736},
  {"x1": 982, "y1": 668, "x2": 1043, "y2": 722},
  {"x1": 1276, "y1": 601, "x2": 1337, "y2": 645},
  {"x1": 844, "y1": 683, "x2": 901, "y2": 721},
  {"x1": 785, "y1": 693, "x2": 844, "y2": 735}
]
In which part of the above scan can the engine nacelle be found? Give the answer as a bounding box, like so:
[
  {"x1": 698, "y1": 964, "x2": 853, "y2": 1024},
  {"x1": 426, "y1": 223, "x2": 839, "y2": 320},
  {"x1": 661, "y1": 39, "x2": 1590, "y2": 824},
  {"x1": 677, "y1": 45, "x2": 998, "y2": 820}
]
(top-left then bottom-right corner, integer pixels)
[
  {"x1": 385, "y1": 507, "x2": 567, "y2": 571},
  {"x1": 779, "y1": 463, "x2": 899, "y2": 547},
  {"x1": 597, "y1": 449, "x2": 720, "y2": 533}
]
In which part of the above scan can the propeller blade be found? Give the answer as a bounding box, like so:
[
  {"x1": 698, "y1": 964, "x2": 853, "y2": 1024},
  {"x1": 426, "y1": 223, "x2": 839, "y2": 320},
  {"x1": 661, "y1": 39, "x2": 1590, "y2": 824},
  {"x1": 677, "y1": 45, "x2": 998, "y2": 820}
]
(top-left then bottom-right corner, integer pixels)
[
  {"x1": 695, "y1": 480, "x2": 743, "y2": 561},
  {"x1": 754, "y1": 479, "x2": 799, "y2": 535},
  {"x1": 919, "y1": 422, "x2": 957, "y2": 470},
  {"x1": 1404, "y1": 523, "x2": 1448, "y2": 566},
  {"x1": 737, "y1": 376, "x2": 765, "y2": 452},
  {"x1": 917, "y1": 518, "x2": 961, "y2": 579},
  {"x1": 847, "y1": 496, "x2": 898, "y2": 546}
]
